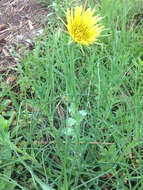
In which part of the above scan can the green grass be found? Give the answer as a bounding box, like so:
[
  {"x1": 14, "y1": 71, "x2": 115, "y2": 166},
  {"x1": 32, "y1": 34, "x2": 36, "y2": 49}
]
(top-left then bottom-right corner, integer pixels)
[{"x1": 0, "y1": 0, "x2": 143, "y2": 189}]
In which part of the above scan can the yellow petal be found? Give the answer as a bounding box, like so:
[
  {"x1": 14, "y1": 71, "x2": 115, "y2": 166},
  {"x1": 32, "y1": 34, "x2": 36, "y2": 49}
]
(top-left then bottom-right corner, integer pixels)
[{"x1": 74, "y1": 5, "x2": 83, "y2": 18}]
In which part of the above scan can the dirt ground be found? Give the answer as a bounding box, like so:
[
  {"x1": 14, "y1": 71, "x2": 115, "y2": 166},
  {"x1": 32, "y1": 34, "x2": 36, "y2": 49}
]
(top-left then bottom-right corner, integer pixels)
[{"x1": 0, "y1": 0, "x2": 49, "y2": 73}]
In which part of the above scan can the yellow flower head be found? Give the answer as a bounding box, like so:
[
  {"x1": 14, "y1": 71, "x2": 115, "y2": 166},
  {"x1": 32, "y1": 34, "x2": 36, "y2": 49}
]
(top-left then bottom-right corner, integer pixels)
[{"x1": 66, "y1": 5, "x2": 103, "y2": 45}]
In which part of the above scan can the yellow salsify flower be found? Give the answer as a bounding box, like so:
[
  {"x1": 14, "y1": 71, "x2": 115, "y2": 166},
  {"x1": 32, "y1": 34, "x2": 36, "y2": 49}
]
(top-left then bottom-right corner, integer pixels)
[{"x1": 66, "y1": 5, "x2": 104, "y2": 45}]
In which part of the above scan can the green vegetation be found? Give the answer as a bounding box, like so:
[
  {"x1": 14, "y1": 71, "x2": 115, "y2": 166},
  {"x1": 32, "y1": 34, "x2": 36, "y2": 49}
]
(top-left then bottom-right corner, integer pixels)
[{"x1": 0, "y1": 0, "x2": 143, "y2": 189}]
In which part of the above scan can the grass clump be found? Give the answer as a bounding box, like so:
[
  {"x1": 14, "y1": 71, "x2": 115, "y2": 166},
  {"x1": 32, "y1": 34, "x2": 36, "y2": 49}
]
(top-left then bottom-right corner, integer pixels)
[{"x1": 0, "y1": 0, "x2": 143, "y2": 189}]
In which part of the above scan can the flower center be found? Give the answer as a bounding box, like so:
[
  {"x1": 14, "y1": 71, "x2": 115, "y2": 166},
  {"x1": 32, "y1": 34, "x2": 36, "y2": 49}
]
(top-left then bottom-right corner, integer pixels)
[{"x1": 72, "y1": 23, "x2": 89, "y2": 41}]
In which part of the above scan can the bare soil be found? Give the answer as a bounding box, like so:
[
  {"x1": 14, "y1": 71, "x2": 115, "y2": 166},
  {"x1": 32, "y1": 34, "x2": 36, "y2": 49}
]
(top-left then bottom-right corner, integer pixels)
[{"x1": 0, "y1": 0, "x2": 49, "y2": 72}]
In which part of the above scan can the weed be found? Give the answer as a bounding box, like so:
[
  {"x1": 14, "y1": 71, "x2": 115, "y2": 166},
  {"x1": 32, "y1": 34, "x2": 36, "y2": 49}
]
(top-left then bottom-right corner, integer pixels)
[{"x1": 0, "y1": 0, "x2": 143, "y2": 189}]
